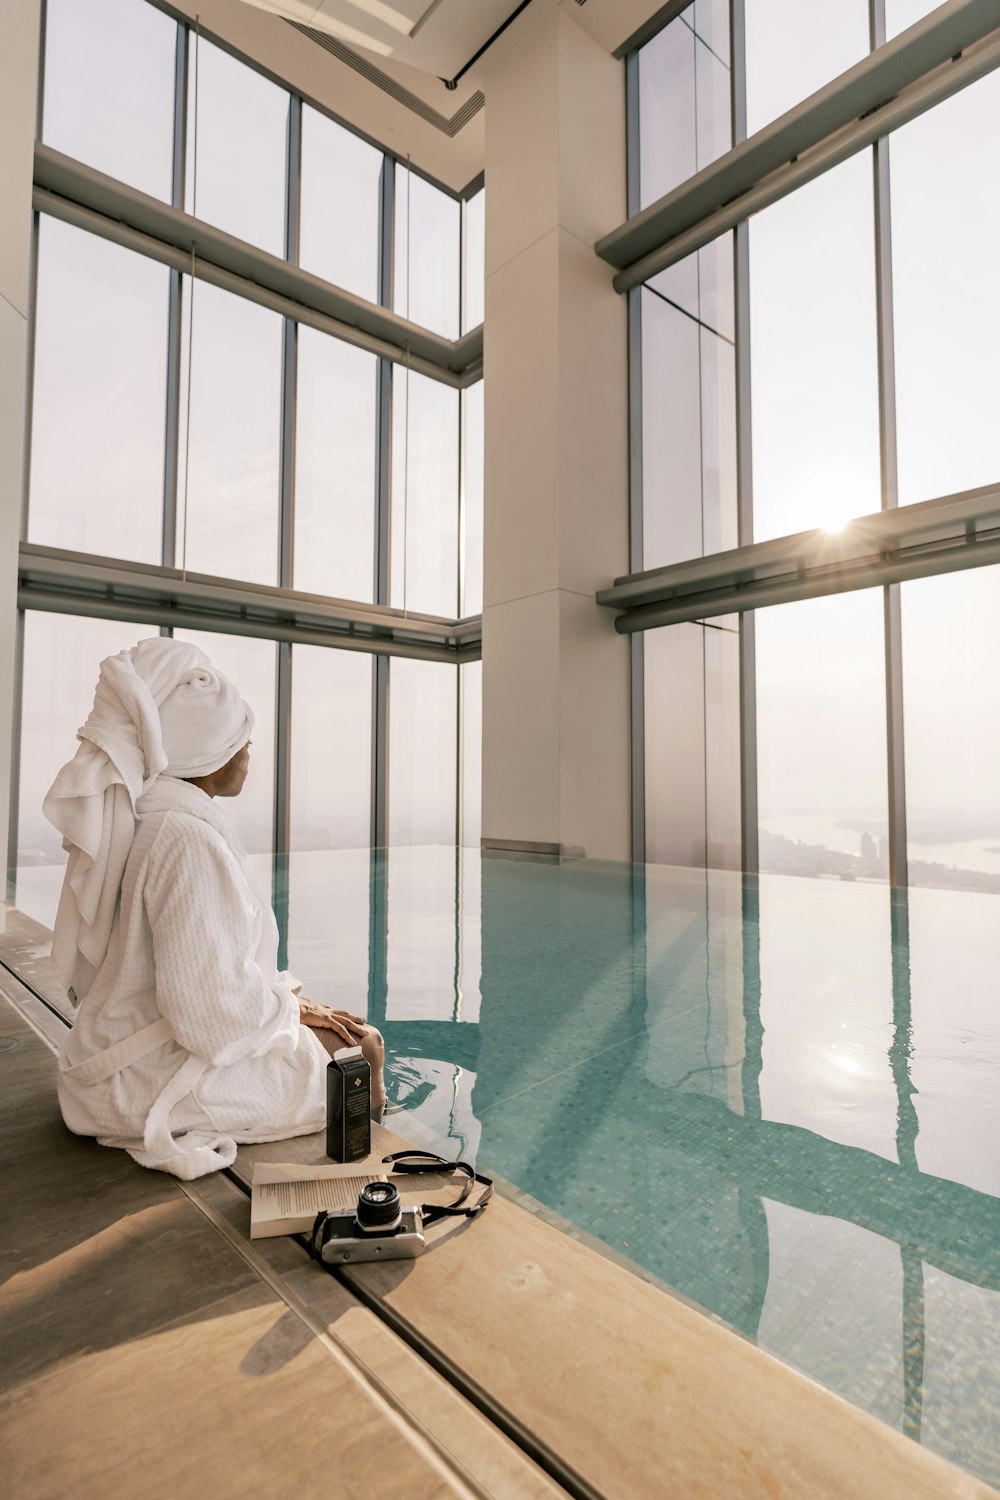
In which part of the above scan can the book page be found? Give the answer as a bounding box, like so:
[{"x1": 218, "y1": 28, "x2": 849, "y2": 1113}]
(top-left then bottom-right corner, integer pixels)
[
  {"x1": 257, "y1": 1174, "x2": 380, "y2": 1218},
  {"x1": 249, "y1": 1160, "x2": 388, "y2": 1237}
]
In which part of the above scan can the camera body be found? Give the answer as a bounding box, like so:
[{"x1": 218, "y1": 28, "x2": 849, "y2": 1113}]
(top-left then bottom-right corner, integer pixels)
[
  {"x1": 317, "y1": 1180, "x2": 426, "y2": 1264},
  {"x1": 318, "y1": 1206, "x2": 426, "y2": 1264}
]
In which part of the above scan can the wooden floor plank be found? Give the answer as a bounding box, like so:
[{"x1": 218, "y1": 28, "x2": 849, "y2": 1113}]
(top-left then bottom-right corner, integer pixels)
[
  {"x1": 0, "y1": 994, "x2": 534, "y2": 1500},
  {"x1": 234, "y1": 1126, "x2": 996, "y2": 1500}
]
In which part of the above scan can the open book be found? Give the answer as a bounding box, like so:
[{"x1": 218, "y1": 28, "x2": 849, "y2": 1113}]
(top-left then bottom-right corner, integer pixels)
[{"x1": 250, "y1": 1157, "x2": 387, "y2": 1238}]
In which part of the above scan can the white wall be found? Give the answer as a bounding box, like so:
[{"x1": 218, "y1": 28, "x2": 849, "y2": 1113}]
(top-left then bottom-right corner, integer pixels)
[
  {"x1": 479, "y1": 5, "x2": 631, "y2": 860},
  {"x1": 0, "y1": 0, "x2": 42, "y2": 905}
]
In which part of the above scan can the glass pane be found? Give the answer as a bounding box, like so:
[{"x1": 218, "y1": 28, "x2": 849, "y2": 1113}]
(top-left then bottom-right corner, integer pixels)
[
  {"x1": 640, "y1": 281, "x2": 736, "y2": 569},
  {"x1": 645, "y1": 623, "x2": 706, "y2": 866},
  {"x1": 388, "y1": 660, "x2": 457, "y2": 846},
  {"x1": 890, "y1": 72, "x2": 1000, "y2": 505},
  {"x1": 390, "y1": 371, "x2": 460, "y2": 617},
  {"x1": 186, "y1": 37, "x2": 288, "y2": 257},
  {"x1": 394, "y1": 168, "x2": 460, "y2": 339},
  {"x1": 645, "y1": 622, "x2": 740, "y2": 870},
  {"x1": 294, "y1": 327, "x2": 377, "y2": 602},
  {"x1": 901, "y1": 569, "x2": 1000, "y2": 891},
  {"x1": 462, "y1": 187, "x2": 485, "y2": 333},
  {"x1": 638, "y1": 21, "x2": 695, "y2": 209},
  {"x1": 172, "y1": 629, "x2": 276, "y2": 857},
  {"x1": 638, "y1": 10, "x2": 731, "y2": 212},
  {"x1": 460, "y1": 661, "x2": 482, "y2": 851},
  {"x1": 15, "y1": 613, "x2": 153, "y2": 928},
  {"x1": 460, "y1": 381, "x2": 484, "y2": 616},
  {"x1": 300, "y1": 105, "x2": 382, "y2": 302},
  {"x1": 755, "y1": 590, "x2": 888, "y2": 880},
  {"x1": 176, "y1": 278, "x2": 282, "y2": 585},
  {"x1": 43, "y1": 0, "x2": 176, "y2": 201},
  {"x1": 285, "y1": 848, "x2": 371, "y2": 1011},
  {"x1": 749, "y1": 154, "x2": 881, "y2": 540},
  {"x1": 642, "y1": 293, "x2": 701, "y2": 567},
  {"x1": 289, "y1": 645, "x2": 372, "y2": 852},
  {"x1": 694, "y1": 20, "x2": 732, "y2": 169},
  {"x1": 28, "y1": 218, "x2": 168, "y2": 564},
  {"x1": 704, "y1": 625, "x2": 741, "y2": 867},
  {"x1": 744, "y1": 0, "x2": 869, "y2": 136},
  {"x1": 693, "y1": 0, "x2": 731, "y2": 67},
  {"x1": 700, "y1": 327, "x2": 737, "y2": 556}
]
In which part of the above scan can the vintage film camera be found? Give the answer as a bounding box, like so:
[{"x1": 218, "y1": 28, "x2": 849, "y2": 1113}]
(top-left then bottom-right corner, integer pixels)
[
  {"x1": 311, "y1": 1151, "x2": 494, "y2": 1267},
  {"x1": 314, "y1": 1179, "x2": 426, "y2": 1264}
]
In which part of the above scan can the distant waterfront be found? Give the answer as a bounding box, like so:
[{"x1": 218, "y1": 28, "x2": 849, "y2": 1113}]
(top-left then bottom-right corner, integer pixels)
[{"x1": 760, "y1": 817, "x2": 1000, "y2": 895}]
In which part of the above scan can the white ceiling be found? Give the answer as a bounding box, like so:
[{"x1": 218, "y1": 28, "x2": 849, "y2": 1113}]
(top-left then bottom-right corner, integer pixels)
[{"x1": 244, "y1": 0, "x2": 526, "y2": 81}]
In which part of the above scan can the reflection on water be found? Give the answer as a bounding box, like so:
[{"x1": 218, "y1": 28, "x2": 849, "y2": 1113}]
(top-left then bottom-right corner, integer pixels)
[
  {"x1": 276, "y1": 848, "x2": 1000, "y2": 1486},
  {"x1": 14, "y1": 846, "x2": 999, "y2": 1483}
]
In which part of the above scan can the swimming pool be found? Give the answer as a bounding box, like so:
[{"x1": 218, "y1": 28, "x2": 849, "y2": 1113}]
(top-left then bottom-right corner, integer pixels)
[{"x1": 13, "y1": 846, "x2": 1000, "y2": 1485}]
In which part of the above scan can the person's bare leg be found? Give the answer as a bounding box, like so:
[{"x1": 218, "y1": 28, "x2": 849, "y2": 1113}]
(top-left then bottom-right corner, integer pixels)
[{"x1": 307, "y1": 1022, "x2": 386, "y2": 1114}]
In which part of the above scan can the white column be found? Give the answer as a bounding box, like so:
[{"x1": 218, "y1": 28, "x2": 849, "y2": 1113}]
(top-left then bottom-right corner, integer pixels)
[
  {"x1": 0, "y1": 1, "x2": 41, "y2": 904},
  {"x1": 479, "y1": 4, "x2": 630, "y2": 861}
]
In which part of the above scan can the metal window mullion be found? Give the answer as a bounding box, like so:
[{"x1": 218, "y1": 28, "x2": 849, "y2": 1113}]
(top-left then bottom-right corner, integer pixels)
[
  {"x1": 629, "y1": 288, "x2": 646, "y2": 866},
  {"x1": 367, "y1": 845, "x2": 388, "y2": 1026},
  {"x1": 371, "y1": 156, "x2": 395, "y2": 851},
  {"x1": 732, "y1": 0, "x2": 758, "y2": 877},
  {"x1": 162, "y1": 272, "x2": 183, "y2": 568},
  {"x1": 872, "y1": 0, "x2": 908, "y2": 892},
  {"x1": 694, "y1": 20, "x2": 710, "y2": 872},
  {"x1": 456, "y1": 383, "x2": 465, "y2": 848},
  {"x1": 879, "y1": 189, "x2": 908, "y2": 891},
  {"x1": 273, "y1": 96, "x2": 301, "y2": 904},
  {"x1": 372, "y1": 656, "x2": 388, "y2": 848},
  {"x1": 20, "y1": 214, "x2": 40, "y2": 546},
  {"x1": 456, "y1": 660, "x2": 463, "y2": 849},
  {"x1": 281, "y1": 94, "x2": 302, "y2": 595},
  {"x1": 162, "y1": 24, "x2": 188, "y2": 569},
  {"x1": 273, "y1": 640, "x2": 292, "y2": 968},
  {"x1": 625, "y1": 48, "x2": 646, "y2": 866}
]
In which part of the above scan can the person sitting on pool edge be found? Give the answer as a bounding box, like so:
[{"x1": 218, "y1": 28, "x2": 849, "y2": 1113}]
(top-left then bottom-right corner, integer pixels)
[{"x1": 45, "y1": 635, "x2": 385, "y2": 1181}]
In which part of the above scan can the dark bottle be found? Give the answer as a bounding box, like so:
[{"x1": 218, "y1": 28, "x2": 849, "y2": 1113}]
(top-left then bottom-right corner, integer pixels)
[{"x1": 326, "y1": 1046, "x2": 372, "y2": 1163}]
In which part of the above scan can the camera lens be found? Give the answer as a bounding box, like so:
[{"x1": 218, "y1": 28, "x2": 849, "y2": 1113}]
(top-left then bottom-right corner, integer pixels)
[{"x1": 356, "y1": 1180, "x2": 401, "y2": 1232}]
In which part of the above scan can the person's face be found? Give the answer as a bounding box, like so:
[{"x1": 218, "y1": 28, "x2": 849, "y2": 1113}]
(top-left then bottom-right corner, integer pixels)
[{"x1": 216, "y1": 740, "x2": 251, "y2": 797}]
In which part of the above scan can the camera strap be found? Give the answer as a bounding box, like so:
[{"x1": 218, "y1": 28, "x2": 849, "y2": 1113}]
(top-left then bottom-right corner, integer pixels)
[{"x1": 381, "y1": 1149, "x2": 494, "y2": 1225}]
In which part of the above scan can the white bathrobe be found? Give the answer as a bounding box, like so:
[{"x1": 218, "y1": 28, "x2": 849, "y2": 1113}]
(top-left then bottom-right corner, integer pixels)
[{"x1": 58, "y1": 777, "x2": 327, "y2": 1179}]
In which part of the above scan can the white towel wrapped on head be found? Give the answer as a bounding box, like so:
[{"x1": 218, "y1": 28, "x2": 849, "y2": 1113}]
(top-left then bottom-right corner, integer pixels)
[{"x1": 43, "y1": 635, "x2": 254, "y2": 1002}]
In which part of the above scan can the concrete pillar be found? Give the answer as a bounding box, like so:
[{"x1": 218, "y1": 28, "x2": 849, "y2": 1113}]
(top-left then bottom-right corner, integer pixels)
[
  {"x1": 480, "y1": 4, "x2": 630, "y2": 862},
  {"x1": 0, "y1": 2, "x2": 41, "y2": 903}
]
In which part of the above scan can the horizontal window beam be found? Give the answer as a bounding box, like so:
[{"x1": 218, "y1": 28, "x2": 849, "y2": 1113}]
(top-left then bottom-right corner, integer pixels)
[
  {"x1": 33, "y1": 145, "x2": 483, "y2": 389},
  {"x1": 598, "y1": 0, "x2": 1000, "y2": 293},
  {"x1": 597, "y1": 482, "x2": 1000, "y2": 631},
  {"x1": 18, "y1": 544, "x2": 482, "y2": 663}
]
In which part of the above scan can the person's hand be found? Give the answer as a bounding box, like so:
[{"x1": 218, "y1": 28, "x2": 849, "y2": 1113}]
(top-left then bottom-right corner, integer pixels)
[{"x1": 299, "y1": 999, "x2": 367, "y2": 1048}]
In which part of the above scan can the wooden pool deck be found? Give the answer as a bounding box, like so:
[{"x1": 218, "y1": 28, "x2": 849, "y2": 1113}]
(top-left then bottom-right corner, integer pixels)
[{"x1": 0, "y1": 927, "x2": 993, "y2": 1499}]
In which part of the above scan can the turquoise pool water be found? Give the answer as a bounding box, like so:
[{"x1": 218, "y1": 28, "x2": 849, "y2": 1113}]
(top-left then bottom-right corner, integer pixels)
[{"x1": 14, "y1": 847, "x2": 1000, "y2": 1484}]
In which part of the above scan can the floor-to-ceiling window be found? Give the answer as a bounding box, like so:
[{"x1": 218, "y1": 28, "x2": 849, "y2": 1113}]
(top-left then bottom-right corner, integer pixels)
[
  {"x1": 626, "y1": 0, "x2": 1000, "y2": 1475},
  {"x1": 632, "y1": 0, "x2": 1000, "y2": 898},
  {"x1": 12, "y1": 0, "x2": 485, "y2": 987}
]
